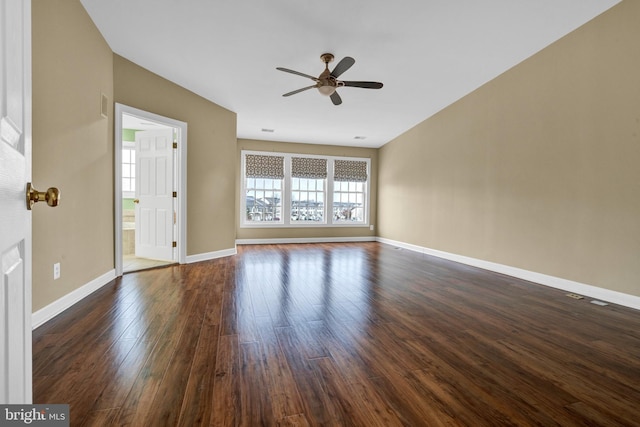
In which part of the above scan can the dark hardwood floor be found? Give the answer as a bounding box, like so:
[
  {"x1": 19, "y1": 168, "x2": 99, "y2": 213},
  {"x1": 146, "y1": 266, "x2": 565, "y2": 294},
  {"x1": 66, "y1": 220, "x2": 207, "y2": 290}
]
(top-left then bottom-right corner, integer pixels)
[{"x1": 33, "y1": 242, "x2": 640, "y2": 426}]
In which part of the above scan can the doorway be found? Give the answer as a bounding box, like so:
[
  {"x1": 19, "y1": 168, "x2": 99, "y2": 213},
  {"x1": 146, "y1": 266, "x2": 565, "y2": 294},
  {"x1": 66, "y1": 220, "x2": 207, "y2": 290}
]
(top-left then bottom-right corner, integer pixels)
[{"x1": 115, "y1": 104, "x2": 187, "y2": 275}]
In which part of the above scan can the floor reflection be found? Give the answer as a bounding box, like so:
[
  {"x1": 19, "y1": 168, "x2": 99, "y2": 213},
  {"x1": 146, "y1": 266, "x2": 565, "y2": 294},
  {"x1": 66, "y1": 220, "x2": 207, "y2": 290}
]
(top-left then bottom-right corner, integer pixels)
[
  {"x1": 236, "y1": 244, "x2": 373, "y2": 331},
  {"x1": 123, "y1": 254, "x2": 174, "y2": 273}
]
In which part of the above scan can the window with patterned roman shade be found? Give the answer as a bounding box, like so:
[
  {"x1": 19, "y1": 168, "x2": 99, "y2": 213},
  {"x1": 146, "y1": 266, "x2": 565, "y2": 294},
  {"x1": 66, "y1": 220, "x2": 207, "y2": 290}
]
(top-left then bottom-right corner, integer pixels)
[
  {"x1": 241, "y1": 150, "x2": 370, "y2": 227},
  {"x1": 245, "y1": 154, "x2": 285, "y2": 179},
  {"x1": 334, "y1": 159, "x2": 368, "y2": 182},
  {"x1": 291, "y1": 157, "x2": 327, "y2": 179}
]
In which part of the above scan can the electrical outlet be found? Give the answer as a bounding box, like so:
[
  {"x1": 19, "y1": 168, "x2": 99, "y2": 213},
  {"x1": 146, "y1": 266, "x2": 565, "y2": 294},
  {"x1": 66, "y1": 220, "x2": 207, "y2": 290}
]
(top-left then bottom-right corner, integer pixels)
[
  {"x1": 370, "y1": 225, "x2": 374, "y2": 231},
  {"x1": 53, "y1": 262, "x2": 60, "y2": 280}
]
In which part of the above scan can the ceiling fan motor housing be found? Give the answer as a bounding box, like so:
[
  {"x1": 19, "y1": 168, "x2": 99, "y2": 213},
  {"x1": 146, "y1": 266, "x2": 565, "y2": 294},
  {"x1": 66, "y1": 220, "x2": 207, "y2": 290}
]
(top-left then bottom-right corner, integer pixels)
[
  {"x1": 317, "y1": 54, "x2": 337, "y2": 95},
  {"x1": 317, "y1": 69, "x2": 337, "y2": 95}
]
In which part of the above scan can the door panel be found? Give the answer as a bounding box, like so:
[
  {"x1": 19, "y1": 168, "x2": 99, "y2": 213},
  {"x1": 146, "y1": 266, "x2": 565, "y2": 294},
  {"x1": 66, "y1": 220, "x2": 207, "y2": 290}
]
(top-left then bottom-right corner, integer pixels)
[
  {"x1": 0, "y1": 0, "x2": 32, "y2": 404},
  {"x1": 135, "y1": 129, "x2": 174, "y2": 261},
  {"x1": 1, "y1": 247, "x2": 26, "y2": 403}
]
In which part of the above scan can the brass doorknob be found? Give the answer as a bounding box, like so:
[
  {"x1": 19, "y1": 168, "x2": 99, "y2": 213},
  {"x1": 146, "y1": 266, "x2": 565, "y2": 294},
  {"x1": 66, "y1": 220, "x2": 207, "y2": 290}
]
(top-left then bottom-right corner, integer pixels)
[
  {"x1": 133, "y1": 198, "x2": 140, "y2": 204},
  {"x1": 26, "y1": 183, "x2": 60, "y2": 210}
]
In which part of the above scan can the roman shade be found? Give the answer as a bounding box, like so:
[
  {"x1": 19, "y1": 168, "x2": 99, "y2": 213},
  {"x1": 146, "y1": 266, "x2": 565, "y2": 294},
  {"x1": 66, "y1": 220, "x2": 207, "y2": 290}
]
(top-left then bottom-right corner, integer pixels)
[
  {"x1": 334, "y1": 159, "x2": 368, "y2": 182},
  {"x1": 245, "y1": 154, "x2": 285, "y2": 179},
  {"x1": 291, "y1": 157, "x2": 327, "y2": 179}
]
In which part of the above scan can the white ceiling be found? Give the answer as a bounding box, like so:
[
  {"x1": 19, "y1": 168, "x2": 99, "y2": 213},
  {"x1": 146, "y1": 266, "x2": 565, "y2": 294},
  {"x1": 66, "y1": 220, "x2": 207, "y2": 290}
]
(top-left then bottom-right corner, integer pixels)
[{"x1": 80, "y1": 0, "x2": 620, "y2": 148}]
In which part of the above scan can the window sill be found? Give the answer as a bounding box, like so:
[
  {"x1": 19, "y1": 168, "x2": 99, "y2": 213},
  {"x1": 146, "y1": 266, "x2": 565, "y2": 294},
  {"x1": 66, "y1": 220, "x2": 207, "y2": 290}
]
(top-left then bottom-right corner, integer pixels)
[{"x1": 240, "y1": 222, "x2": 370, "y2": 229}]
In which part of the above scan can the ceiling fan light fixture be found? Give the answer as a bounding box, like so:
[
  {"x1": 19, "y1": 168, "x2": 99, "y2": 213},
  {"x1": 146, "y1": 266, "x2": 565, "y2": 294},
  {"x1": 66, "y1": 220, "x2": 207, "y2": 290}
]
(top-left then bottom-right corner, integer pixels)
[{"x1": 317, "y1": 85, "x2": 336, "y2": 96}]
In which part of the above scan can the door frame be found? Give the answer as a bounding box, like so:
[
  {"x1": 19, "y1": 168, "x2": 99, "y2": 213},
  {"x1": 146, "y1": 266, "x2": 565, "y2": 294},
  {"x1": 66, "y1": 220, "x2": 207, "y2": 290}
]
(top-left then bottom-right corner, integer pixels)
[{"x1": 114, "y1": 104, "x2": 187, "y2": 276}]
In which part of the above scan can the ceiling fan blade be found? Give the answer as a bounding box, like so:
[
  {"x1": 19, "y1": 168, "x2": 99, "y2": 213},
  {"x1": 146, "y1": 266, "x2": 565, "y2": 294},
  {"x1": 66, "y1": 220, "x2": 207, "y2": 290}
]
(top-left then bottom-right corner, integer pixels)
[
  {"x1": 342, "y1": 81, "x2": 384, "y2": 89},
  {"x1": 282, "y1": 85, "x2": 317, "y2": 97},
  {"x1": 276, "y1": 67, "x2": 319, "y2": 82},
  {"x1": 330, "y1": 57, "x2": 355, "y2": 78},
  {"x1": 330, "y1": 91, "x2": 342, "y2": 106}
]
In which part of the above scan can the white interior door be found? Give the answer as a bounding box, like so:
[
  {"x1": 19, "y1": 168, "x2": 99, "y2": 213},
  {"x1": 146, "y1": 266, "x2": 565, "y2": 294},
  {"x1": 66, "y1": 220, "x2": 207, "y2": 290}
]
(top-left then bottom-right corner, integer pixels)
[
  {"x1": 0, "y1": 0, "x2": 33, "y2": 404},
  {"x1": 135, "y1": 129, "x2": 175, "y2": 261}
]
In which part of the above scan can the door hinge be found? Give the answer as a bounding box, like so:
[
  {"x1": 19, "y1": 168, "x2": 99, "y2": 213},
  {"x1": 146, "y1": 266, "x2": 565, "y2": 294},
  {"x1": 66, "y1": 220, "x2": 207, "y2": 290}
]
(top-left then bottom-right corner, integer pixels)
[
  {"x1": 172, "y1": 191, "x2": 177, "y2": 198},
  {"x1": 173, "y1": 142, "x2": 178, "y2": 149},
  {"x1": 172, "y1": 241, "x2": 177, "y2": 248}
]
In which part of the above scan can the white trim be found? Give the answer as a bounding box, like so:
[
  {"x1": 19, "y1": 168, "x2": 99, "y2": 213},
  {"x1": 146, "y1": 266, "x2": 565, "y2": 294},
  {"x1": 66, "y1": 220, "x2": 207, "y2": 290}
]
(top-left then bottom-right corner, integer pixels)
[
  {"x1": 240, "y1": 222, "x2": 372, "y2": 229},
  {"x1": 237, "y1": 236, "x2": 376, "y2": 245},
  {"x1": 115, "y1": 109, "x2": 123, "y2": 275},
  {"x1": 114, "y1": 104, "x2": 188, "y2": 276},
  {"x1": 185, "y1": 247, "x2": 237, "y2": 264},
  {"x1": 377, "y1": 237, "x2": 640, "y2": 311},
  {"x1": 32, "y1": 270, "x2": 117, "y2": 329},
  {"x1": 376, "y1": 238, "x2": 428, "y2": 255}
]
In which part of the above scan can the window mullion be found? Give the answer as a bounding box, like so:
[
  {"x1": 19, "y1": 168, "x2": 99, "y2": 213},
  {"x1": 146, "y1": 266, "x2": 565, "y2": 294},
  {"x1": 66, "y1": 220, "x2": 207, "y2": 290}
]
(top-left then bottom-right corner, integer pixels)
[
  {"x1": 283, "y1": 154, "x2": 291, "y2": 226},
  {"x1": 327, "y1": 160, "x2": 335, "y2": 225}
]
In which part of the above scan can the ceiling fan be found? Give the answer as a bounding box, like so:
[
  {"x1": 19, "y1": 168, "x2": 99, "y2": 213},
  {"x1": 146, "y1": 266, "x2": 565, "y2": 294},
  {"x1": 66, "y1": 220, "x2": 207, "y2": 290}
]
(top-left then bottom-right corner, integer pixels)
[{"x1": 276, "y1": 53, "x2": 383, "y2": 106}]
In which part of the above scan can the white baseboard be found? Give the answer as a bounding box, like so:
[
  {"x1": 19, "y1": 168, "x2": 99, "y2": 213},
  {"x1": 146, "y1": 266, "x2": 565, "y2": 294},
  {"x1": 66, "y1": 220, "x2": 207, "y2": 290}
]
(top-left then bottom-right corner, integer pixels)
[
  {"x1": 377, "y1": 237, "x2": 640, "y2": 311},
  {"x1": 185, "y1": 247, "x2": 237, "y2": 264},
  {"x1": 32, "y1": 246, "x2": 237, "y2": 329},
  {"x1": 236, "y1": 236, "x2": 376, "y2": 245},
  {"x1": 32, "y1": 269, "x2": 117, "y2": 329}
]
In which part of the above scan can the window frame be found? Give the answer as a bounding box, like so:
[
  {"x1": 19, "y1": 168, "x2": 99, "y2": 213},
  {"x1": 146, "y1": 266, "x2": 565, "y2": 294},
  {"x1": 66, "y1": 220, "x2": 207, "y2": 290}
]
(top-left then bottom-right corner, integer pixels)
[
  {"x1": 122, "y1": 141, "x2": 136, "y2": 199},
  {"x1": 290, "y1": 176, "x2": 326, "y2": 225},
  {"x1": 244, "y1": 175, "x2": 284, "y2": 225},
  {"x1": 240, "y1": 150, "x2": 370, "y2": 228},
  {"x1": 332, "y1": 180, "x2": 367, "y2": 224}
]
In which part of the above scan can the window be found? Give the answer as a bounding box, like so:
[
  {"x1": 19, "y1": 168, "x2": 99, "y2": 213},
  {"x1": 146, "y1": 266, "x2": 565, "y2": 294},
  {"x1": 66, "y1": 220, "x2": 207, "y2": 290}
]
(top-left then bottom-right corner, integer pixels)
[
  {"x1": 333, "y1": 181, "x2": 365, "y2": 222},
  {"x1": 122, "y1": 143, "x2": 135, "y2": 198},
  {"x1": 290, "y1": 156, "x2": 327, "y2": 223},
  {"x1": 244, "y1": 154, "x2": 284, "y2": 224},
  {"x1": 245, "y1": 178, "x2": 282, "y2": 223},
  {"x1": 291, "y1": 178, "x2": 325, "y2": 222},
  {"x1": 332, "y1": 159, "x2": 368, "y2": 223},
  {"x1": 241, "y1": 151, "x2": 370, "y2": 227}
]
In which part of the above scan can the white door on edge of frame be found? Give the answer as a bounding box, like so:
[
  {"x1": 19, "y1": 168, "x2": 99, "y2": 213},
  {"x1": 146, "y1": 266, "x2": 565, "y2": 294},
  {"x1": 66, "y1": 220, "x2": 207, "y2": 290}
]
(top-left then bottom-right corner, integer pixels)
[
  {"x1": 0, "y1": 0, "x2": 33, "y2": 404},
  {"x1": 134, "y1": 129, "x2": 175, "y2": 261}
]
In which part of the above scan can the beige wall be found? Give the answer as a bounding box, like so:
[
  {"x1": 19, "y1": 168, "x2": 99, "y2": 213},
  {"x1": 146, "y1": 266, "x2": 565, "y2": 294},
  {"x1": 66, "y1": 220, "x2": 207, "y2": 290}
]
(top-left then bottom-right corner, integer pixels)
[
  {"x1": 237, "y1": 139, "x2": 377, "y2": 240},
  {"x1": 378, "y1": 0, "x2": 640, "y2": 297},
  {"x1": 32, "y1": 0, "x2": 237, "y2": 312},
  {"x1": 32, "y1": 0, "x2": 114, "y2": 311},
  {"x1": 114, "y1": 56, "x2": 237, "y2": 256}
]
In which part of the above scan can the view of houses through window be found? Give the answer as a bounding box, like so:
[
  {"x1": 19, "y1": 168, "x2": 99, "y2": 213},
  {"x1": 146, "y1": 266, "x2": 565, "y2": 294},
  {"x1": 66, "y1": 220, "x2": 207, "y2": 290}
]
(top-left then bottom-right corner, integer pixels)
[
  {"x1": 245, "y1": 177, "x2": 282, "y2": 223},
  {"x1": 242, "y1": 151, "x2": 370, "y2": 227},
  {"x1": 291, "y1": 178, "x2": 324, "y2": 222},
  {"x1": 333, "y1": 181, "x2": 365, "y2": 222}
]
